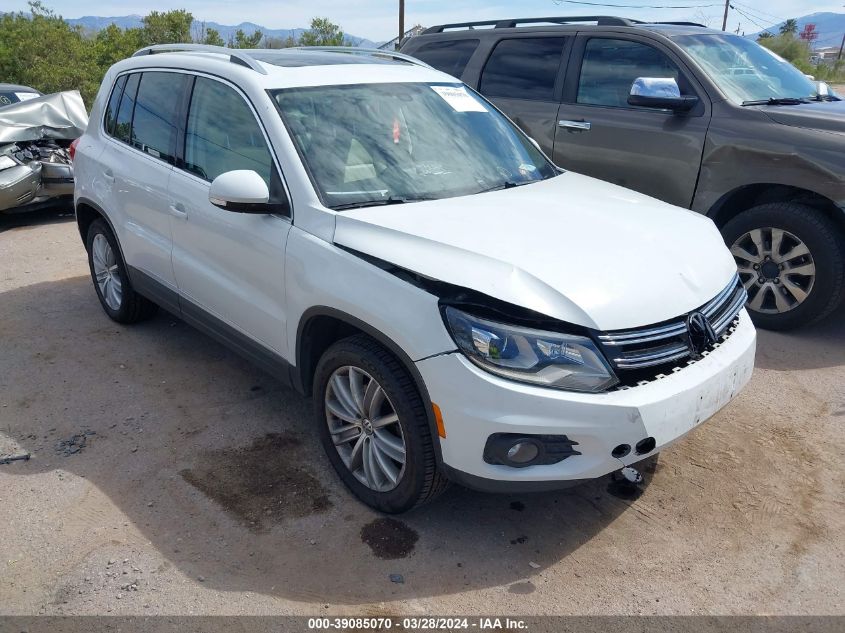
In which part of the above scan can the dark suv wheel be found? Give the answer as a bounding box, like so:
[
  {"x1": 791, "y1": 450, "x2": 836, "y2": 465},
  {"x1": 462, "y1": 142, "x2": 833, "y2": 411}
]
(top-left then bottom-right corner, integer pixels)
[
  {"x1": 722, "y1": 202, "x2": 844, "y2": 330},
  {"x1": 85, "y1": 219, "x2": 158, "y2": 324},
  {"x1": 313, "y1": 334, "x2": 448, "y2": 513}
]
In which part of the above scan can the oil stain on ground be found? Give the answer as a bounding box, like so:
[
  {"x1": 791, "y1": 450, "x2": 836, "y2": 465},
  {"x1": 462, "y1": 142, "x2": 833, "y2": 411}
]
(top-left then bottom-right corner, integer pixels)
[
  {"x1": 181, "y1": 432, "x2": 331, "y2": 532},
  {"x1": 360, "y1": 518, "x2": 418, "y2": 559}
]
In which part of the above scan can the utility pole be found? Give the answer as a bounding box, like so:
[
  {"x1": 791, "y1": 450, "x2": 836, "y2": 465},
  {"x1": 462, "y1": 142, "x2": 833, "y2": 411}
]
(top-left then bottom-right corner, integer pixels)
[
  {"x1": 838, "y1": 31, "x2": 845, "y2": 60},
  {"x1": 721, "y1": 0, "x2": 730, "y2": 31},
  {"x1": 398, "y1": 0, "x2": 405, "y2": 51}
]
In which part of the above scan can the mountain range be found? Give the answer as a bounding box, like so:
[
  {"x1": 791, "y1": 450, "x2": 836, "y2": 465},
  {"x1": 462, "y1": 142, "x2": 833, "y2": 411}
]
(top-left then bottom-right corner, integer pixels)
[
  {"x1": 61, "y1": 14, "x2": 380, "y2": 48},
  {"x1": 746, "y1": 12, "x2": 845, "y2": 49}
]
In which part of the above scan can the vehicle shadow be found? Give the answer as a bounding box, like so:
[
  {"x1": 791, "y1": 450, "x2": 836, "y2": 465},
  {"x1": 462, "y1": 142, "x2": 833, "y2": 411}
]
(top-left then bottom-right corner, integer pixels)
[
  {"x1": 0, "y1": 275, "x2": 656, "y2": 604},
  {"x1": 0, "y1": 203, "x2": 74, "y2": 233},
  {"x1": 754, "y1": 304, "x2": 845, "y2": 372}
]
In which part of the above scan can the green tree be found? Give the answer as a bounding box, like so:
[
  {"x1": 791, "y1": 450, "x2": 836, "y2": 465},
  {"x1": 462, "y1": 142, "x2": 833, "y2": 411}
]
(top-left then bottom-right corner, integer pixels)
[
  {"x1": 230, "y1": 28, "x2": 263, "y2": 48},
  {"x1": 759, "y1": 33, "x2": 812, "y2": 72},
  {"x1": 298, "y1": 17, "x2": 350, "y2": 46},
  {"x1": 95, "y1": 23, "x2": 144, "y2": 69},
  {"x1": 141, "y1": 9, "x2": 193, "y2": 45},
  {"x1": 779, "y1": 18, "x2": 798, "y2": 36},
  {"x1": 0, "y1": 2, "x2": 100, "y2": 105},
  {"x1": 757, "y1": 31, "x2": 774, "y2": 40},
  {"x1": 201, "y1": 27, "x2": 225, "y2": 47}
]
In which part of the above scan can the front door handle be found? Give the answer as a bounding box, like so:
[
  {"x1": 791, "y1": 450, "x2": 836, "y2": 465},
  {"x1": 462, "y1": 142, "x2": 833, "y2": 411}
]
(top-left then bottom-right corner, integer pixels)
[
  {"x1": 103, "y1": 169, "x2": 115, "y2": 182},
  {"x1": 558, "y1": 120, "x2": 592, "y2": 131},
  {"x1": 169, "y1": 202, "x2": 187, "y2": 217}
]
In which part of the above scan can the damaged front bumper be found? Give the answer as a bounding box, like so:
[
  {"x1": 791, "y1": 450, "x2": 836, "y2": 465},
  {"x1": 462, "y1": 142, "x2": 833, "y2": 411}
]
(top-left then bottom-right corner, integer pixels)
[
  {"x1": 416, "y1": 310, "x2": 756, "y2": 492},
  {"x1": 0, "y1": 90, "x2": 87, "y2": 213}
]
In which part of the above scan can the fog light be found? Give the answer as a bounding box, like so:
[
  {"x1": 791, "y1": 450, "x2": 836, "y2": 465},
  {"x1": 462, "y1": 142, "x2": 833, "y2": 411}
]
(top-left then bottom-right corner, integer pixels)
[
  {"x1": 483, "y1": 433, "x2": 580, "y2": 467},
  {"x1": 506, "y1": 441, "x2": 539, "y2": 464}
]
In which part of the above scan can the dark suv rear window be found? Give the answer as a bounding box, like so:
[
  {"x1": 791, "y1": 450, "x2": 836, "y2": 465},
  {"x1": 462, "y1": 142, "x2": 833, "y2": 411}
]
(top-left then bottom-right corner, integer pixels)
[
  {"x1": 412, "y1": 39, "x2": 479, "y2": 78},
  {"x1": 479, "y1": 37, "x2": 566, "y2": 101}
]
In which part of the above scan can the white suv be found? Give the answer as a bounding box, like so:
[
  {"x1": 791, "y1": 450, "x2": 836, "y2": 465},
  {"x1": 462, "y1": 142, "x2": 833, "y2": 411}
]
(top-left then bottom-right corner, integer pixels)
[{"x1": 73, "y1": 45, "x2": 756, "y2": 512}]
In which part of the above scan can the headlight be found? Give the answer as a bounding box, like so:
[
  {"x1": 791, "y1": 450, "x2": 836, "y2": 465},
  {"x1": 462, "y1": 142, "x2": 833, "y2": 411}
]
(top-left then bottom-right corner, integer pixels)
[{"x1": 443, "y1": 306, "x2": 618, "y2": 392}]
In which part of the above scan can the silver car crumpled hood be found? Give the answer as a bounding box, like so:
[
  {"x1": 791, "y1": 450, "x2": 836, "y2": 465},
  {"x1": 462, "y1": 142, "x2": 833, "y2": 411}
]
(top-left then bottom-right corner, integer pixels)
[
  {"x1": 333, "y1": 172, "x2": 738, "y2": 331},
  {"x1": 0, "y1": 91, "x2": 88, "y2": 143}
]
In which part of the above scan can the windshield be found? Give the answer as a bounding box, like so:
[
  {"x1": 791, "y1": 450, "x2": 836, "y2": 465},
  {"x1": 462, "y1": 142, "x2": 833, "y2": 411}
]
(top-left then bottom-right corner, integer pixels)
[
  {"x1": 271, "y1": 82, "x2": 558, "y2": 209},
  {"x1": 673, "y1": 33, "x2": 818, "y2": 104}
]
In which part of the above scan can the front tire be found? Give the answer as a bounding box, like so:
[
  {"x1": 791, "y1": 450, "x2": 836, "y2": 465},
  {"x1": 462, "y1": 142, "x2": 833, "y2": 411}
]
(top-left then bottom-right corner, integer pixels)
[
  {"x1": 722, "y1": 203, "x2": 845, "y2": 330},
  {"x1": 313, "y1": 334, "x2": 447, "y2": 513},
  {"x1": 85, "y1": 219, "x2": 158, "y2": 324}
]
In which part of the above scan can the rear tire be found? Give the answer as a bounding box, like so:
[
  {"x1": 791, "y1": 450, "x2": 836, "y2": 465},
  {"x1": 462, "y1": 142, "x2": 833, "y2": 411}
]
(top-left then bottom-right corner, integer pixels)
[
  {"x1": 722, "y1": 203, "x2": 844, "y2": 330},
  {"x1": 85, "y1": 219, "x2": 158, "y2": 324},
  {"x1": 313, "y1": 334, "x2": 448, "y2": 513}
]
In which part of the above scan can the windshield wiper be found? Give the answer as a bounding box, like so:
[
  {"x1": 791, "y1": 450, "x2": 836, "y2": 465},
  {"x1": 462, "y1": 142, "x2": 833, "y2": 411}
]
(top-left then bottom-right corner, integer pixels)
[
  {"x1": 474, "y1": 181, "x2": 533, "y2": 195},
  {"x1": 330, "y1": 196, "x2": 432, "y2": 211},
  {"x1": 741, "y1": 97, "x2": 810, "y2": 106},
  {"x1": 812, "y1": 93, "x2": 842, "y2": 102}
]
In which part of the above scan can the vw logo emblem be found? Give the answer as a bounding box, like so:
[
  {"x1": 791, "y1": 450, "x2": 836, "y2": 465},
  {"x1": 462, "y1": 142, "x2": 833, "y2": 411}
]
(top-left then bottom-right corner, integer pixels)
[{"x1": 686, "y1": 311, "x2": 717, "y2": 359}]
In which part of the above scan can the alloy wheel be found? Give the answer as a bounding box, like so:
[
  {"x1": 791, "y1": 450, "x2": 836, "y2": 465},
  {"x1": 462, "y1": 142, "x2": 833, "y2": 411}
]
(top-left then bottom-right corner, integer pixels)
[
  {"x1": 91, "y1": 233, "x2": 123, "y2": 311},
  {"x1": 324, "y1": 366, "x2": 406, "y2": 492},
  {"x1": 731, "y1": 227, "x2": 815, "y2": 314}
]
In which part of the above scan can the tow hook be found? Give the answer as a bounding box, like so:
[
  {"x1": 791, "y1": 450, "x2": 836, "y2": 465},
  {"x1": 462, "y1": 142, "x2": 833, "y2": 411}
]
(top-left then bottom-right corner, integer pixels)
[
  {"x1": 619, "y1": 466, "x2": 643, "y2": 484},
  {"x1": 607, "y1": 464, "x2": 645, "y2": 500}
]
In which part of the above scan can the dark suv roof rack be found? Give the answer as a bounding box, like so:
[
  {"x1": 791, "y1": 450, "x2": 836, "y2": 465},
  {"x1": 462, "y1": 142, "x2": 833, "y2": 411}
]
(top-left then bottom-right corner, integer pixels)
[
  {"x1": 423, "y1": 16, "x2": 634, "y2": 34},
  {"x1": 634, "y1": 20, "x2": 707, "y2": 27}
]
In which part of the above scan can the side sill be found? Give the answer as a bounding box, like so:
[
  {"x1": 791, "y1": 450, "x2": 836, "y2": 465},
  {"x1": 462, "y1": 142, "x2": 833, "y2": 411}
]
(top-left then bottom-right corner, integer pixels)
[{"x1": 127, "y1": 266, "x2": 180, "y2": 316}]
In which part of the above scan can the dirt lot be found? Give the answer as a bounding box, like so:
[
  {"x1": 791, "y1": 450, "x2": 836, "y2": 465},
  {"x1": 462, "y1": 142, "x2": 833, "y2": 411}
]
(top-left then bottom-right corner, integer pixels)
[{"x1": 1, "y1": 210, "x2": 843, "y2": 617}]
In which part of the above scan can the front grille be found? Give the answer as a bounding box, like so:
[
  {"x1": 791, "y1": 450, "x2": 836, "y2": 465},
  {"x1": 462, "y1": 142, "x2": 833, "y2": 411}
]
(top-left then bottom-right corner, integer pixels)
[{"x1": 597, "y1": 274, "x2": 746, "y2": 385}]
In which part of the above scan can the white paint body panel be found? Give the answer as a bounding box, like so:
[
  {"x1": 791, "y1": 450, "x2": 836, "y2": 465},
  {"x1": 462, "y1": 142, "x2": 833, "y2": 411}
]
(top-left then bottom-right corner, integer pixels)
[{"x1": 335, "y1": 172, "x2": 737, "y2": 330}]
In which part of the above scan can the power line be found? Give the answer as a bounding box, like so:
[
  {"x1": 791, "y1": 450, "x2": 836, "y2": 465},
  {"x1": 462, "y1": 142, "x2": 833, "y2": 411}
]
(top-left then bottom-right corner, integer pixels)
[
  {"x1": 729, "y1": 4, "x2": 775, "y2": 35},
  {"x1": 730, "y1": 1, "x2": 787, "y2": 24}
]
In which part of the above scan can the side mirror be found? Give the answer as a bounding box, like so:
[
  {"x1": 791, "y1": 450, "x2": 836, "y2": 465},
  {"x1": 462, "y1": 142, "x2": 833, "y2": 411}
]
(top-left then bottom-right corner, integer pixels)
[
  {"x1": 815, "y1": 80, "x2": 832, "y2": 98},
  {"x1": 208, "y1": 170, "x2": 272, "y2": 214},
  {"x1": 627, "y1": 77, "x2": 698, "y2": 113}
]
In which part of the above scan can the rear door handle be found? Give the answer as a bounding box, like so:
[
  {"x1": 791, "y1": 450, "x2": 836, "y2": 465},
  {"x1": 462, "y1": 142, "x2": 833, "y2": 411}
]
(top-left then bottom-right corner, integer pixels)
[
  {"x1": 169, "y1": 202, "x2": 187, "y2": 217},
  {"x1": 558, "y1": 120, "x2": 592, "y2": 131},
  {"x1": 103, "y1": 169, "x2": 114, "y2": 182}
]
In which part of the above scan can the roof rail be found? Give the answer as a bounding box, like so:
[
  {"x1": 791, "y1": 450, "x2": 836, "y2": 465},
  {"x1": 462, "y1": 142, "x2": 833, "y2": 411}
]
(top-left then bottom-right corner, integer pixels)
[
  {"x1": 132, "y1": 44, "x2": 268, "y2": 75},
  {"x1": 289, "y1": 46, "x2": 433, "y2": 68},
  {"x1": 629, "y1": 20, "x2": 707, "y2": 27},
  {"x1": 422, "y1": 16, "x2": 634, "y2": 34}
]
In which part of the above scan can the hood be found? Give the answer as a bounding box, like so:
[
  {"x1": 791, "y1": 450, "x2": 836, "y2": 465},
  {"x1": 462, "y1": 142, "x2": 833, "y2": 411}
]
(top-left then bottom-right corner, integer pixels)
[
  {"x1": 760, "y1": 100, "x2": 845, "y2": 134},
  {"x1": 333, "y1": 172, "x2": 737, "y2": 331},
  {"x1": 0, "y1": 91, "x2": 88, "y2": 144}
]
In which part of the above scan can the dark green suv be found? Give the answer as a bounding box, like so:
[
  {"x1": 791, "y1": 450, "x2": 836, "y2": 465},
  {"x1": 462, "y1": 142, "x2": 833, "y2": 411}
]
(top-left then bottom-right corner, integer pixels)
[{"x1": 402, "y1": 16, "x2": 845, "y2": 330}]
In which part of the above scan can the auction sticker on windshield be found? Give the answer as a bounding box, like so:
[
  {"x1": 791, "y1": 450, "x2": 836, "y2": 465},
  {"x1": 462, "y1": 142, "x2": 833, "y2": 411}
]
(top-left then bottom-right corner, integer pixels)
[{"x1": 431, "y1": 86, "x2": 488, "y2": 113}]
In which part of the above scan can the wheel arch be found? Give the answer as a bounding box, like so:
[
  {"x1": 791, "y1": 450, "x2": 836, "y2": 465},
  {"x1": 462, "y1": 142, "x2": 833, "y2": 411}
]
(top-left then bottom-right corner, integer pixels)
[
  {"x1": 294, "y1": 306, "x2": 444, "y2": 464},
  {"x1": 75, "y1": 198, "x2": 131, "y2": 278},
  {"x1": 707, "y1": 183, "x2": 845, "y2": 237}
]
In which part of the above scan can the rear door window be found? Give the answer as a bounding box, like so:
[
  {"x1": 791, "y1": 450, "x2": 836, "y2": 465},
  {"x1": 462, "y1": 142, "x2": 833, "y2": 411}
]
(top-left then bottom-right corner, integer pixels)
[
  {"x1": 412, "y1": 39, "x2": 479, "y2": 78},
  {"x1": 113, "y1": 73, "x2": 140, "y2": 144},
  {"x1": 130, "y1": 72, "x2": 186, "y2": 163},
  {"x1": 479, "y1": 38, "x2": 567, "y2": 101},
  {"x1": 103, "y1": 75, "x2": 127, "y2": 137}
]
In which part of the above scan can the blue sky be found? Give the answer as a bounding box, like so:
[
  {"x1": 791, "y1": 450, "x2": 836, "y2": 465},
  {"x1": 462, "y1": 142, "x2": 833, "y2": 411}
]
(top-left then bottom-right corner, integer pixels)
[{"x1": 6, "y1": 1, "x2": 843, "y2": 41}]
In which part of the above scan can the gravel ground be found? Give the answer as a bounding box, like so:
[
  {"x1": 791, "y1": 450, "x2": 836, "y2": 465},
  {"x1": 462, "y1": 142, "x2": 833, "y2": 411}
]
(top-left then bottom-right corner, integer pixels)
[{"x1": 0, "y1": 210, "x2": 843, "y2": 616}]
